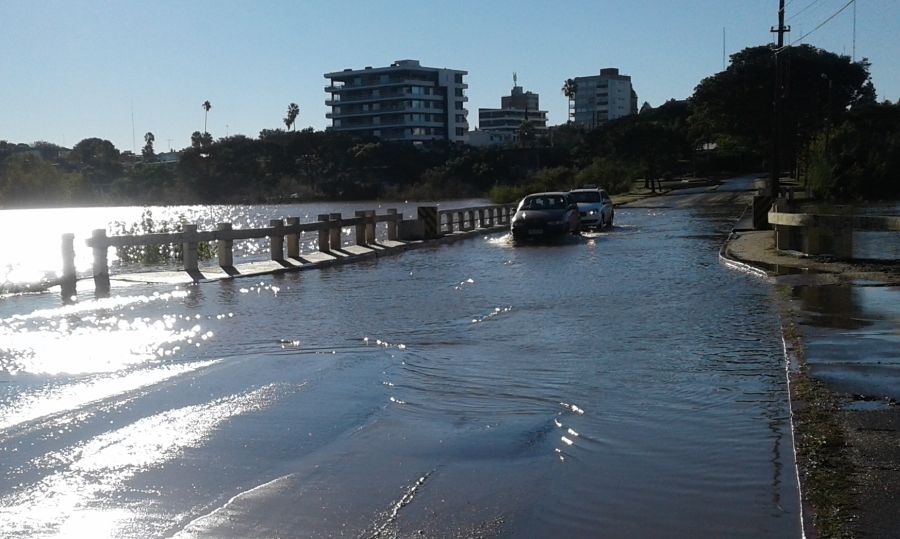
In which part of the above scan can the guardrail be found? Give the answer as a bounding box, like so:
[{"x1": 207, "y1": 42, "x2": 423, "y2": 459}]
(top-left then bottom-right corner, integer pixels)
[
  {"x1": 59, "y1": 203, "x2": 518, "y2": 301},
  {"x1": 768, "y1": 200, "x2": 900, "y2": 259}
]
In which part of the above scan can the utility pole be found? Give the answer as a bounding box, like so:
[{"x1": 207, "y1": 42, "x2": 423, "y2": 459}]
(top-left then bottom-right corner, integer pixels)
[{"x1": 769, "y1": 0, "x2": 791, "y2": 199}]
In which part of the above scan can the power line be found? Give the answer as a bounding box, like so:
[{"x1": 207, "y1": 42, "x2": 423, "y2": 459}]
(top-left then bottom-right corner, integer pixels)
[
  {"x1": 789, "y1": 0, "x2": 855, "y2": 46},
  {"x1": 787, "y1": 0, "x2": 825, "y2": 22}
]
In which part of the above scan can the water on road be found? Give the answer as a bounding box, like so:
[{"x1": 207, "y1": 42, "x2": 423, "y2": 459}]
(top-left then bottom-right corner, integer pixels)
[{"x1": 0, "y1": 194, "x2": 801, "y2": 537}]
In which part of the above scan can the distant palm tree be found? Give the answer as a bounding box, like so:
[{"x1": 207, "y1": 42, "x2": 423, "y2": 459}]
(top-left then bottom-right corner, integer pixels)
[
  {"x1": 561, "y1": 79, "x2": 576, "y2": 122},
  {"x1": 202, "y1": 100, "x2": 212, "y2": 134},
  {"x1": 284, "y1": 102, "x2": 300, "y2": 131}
]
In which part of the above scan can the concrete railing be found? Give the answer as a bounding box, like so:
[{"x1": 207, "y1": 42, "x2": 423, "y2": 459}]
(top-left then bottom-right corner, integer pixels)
[
  {"x1": 768, "y1": 200, "x2": 900, "y2": 259},
  {"x1": 61, "y1": 203, "x2": 518, "y2": 300}
]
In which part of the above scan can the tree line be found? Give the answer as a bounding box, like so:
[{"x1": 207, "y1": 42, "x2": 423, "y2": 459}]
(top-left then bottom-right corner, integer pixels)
[{"x1": 1, "y1": 44, "x2": 897, "y2": 209}]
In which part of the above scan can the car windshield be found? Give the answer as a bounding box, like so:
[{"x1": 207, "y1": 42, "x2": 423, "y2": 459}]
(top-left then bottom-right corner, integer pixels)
[
  {"x1": 521, "y1": 195, "x2": 567, "y2": 210},
  {"x1": 569, "y1": 191, "x2": 602, "y2": 203}
]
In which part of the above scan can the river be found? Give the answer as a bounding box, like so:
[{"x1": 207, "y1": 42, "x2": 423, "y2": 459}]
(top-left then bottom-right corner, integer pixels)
[{"x1": 0, "y1": 185, "x2": 801, "y2": 537}]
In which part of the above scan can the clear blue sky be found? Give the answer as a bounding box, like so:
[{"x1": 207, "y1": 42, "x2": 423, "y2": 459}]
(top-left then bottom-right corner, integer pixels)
[{"x1": 2, "y1": 0, "x2": 897, "y2": 153}]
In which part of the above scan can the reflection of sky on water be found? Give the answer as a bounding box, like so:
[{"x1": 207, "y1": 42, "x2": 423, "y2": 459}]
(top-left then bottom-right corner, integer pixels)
[
  {"x1": 1, "y1": 385, "x2": 282, "y2": 538},
  {"x1": 0, "y1": 291, "x2": 195, "y2": 375},
  {"x1": 0, "y1": 360, "x2": 219, "y2": 431}
]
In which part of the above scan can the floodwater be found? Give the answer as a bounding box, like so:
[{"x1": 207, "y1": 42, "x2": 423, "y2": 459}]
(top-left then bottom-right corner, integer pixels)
[
  {"x1": 0, "y1": 193, "x2": 801, "y2": 537},
  {"x1": 789, "y1": 283, "x2": 900, "y2": 404}
]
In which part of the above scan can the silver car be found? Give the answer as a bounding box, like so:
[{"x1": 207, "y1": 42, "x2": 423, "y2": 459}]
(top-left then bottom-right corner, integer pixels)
[{"x1": 569, "y1": 188, "x2": 614, "y2": 229}]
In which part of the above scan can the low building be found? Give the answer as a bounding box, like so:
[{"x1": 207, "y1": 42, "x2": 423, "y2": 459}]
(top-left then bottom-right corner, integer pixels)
[
  {"x1": 324, "y1": 59, "x2": 469, "y2": 144},
  {"x1": 474, "y1": 84, "x2": 548, "y2": 146}
]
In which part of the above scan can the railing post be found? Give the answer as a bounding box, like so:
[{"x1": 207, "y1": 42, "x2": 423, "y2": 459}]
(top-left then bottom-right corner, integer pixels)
[
  {"x1": 317, "y1": 214, "x2": 331, "y2": 252},
  {"x1": 477, "y1": 208, "x2": 486, "y2": 228},
  {"x1": 456, "y1": 211, "x2": 465, "y2": 232},
  {"x1": 355, "y1": 210, "x2": 367, "y2": 246},
  {"x1": 269, "y1": 219, "x2": 284, "y2": 261},
  {"x1": 61, "y1": 233, "x2": 76, "y2": 303},
  {"x1": 387, "y1": 209, "x2": 399, "y2": 241},
  {"x1": 329, "y1": 213, "x2": 342, "y2": 250},
  {"x1": 286, "y1": 217, "x2": 300, "y2": 258},
  {"x1": 91, "y1": 229, "x2": 110, "y2": 297},
  {"x1": 486, "y1": 207, "x2": 494, "y2": 227},
  {"x1": 183, "y1": 224, "x2": 198, "y2": 271},
  {"x1": 365, "y1": 210, "x2": 376, "y2": 244},
  {"x1": 217, "y1": 222, "x2": 233, "y2": 267},
  {"x1": 418, "y1": 206, "x2": 439, "y2": 239}
]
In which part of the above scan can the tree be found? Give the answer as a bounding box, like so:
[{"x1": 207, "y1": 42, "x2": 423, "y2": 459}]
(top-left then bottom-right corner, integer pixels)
[
  {"x1": 284, "y1": 102, "x2": 300, "y2": 131},
  {"x1": 1, "y1": 153, "x2": 84, "y2": 206},
  {"x1": 202, "y1": 100, "x2": 212, "y2": 134},
  {"x1": 142, "y1": 132, "x2": 155, "y2": 161},
  {"x1": 191, "y1": 131, "x2": 213, "y2": 149},
  {"x1": 69, "y1": 137, "x2": 122, "y2": 187},
  {"x1": 690, "y1": 45, "x2": 873, "y2": 173},
  {"x1": 516, "y1": 120, "x2": 536, "y2": 148},
  {"x1": 561, "y1": 78, "x2": 576, "y2": 122},
  {"x1": 804, "y1": 101, "x2": 900, "y2": 199}
]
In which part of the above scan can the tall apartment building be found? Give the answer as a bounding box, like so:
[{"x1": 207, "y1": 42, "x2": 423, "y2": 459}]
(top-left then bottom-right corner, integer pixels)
[
  {"x1": 569, "y1": 68, "x2": 638, "y2": 128},
  {"x1": 324, "y1": 59, "x2": 468, "y2": 143},
  {"x1": 475, "y1": 84, "x2": 548, "y2": 145}
]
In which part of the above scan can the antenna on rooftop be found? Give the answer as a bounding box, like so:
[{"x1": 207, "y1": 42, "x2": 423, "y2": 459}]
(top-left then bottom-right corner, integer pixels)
[{"x1": 513, "y1": 72, "x2": 517, "y2": 86}]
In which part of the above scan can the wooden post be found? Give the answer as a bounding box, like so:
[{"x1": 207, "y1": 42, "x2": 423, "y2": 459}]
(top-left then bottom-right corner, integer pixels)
[
  {"x1": 61, "y1": 233, "x2": 76, "y2": 303},
  {"x1": 318, "y1": 214, "x2": 331, "y2": 252},
  {"x1": 286, "y1": 217, "x2": 300, "y2": 258},
  {"x1": 329, "y1": 213, "x2": 342, "y2": 250},
  {"x1": 217, "y1": 223, "x2": 233, "y2": 267},
  {"x1": 365, "y1": 210, "x2": 376, "y2": 244},
  {"x1": 269, "y1": 219, "x2": 284, "y2": 261},
  {"x1": 387, "y1": 209, "x2": 398, "y2": 241},
  {"x1": 355, "y1": 210, "x2": 367, "y2": 245},
  {"x1": 183, "y1": 224, "x2": 199, "y2": 271},
  {"x1": 91, "y1": 229, "x2": 110, "y2": 297}
]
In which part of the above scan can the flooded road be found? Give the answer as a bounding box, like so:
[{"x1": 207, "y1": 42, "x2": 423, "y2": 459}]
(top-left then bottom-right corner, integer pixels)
[{"x1": 0, "y1": 191, "x2": 801, "y2": 537}]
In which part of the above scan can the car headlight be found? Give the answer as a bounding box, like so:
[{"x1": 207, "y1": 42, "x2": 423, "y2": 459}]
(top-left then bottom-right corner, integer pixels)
[{"x1": 588, "y1": 209, "x2": 598, "y2": 215}]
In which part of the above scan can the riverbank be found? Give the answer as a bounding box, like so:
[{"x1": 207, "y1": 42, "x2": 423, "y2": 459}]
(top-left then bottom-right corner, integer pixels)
[{"x1": 699, "y1": 186, "x2": 899, "y2": 538}]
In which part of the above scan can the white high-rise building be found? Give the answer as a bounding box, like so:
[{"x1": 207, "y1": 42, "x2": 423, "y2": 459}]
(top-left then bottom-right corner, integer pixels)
[
  {"x1": 569, "y1": 68, "x2": 638, "y2": 128},
  {"x1": 324, "y1": 59, "x2": 469, "y2": 143}
]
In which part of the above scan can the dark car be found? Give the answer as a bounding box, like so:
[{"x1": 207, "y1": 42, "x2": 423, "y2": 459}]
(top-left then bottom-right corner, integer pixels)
[
  {"x1": 510, "y1": 192, "x2": 581, "y2": 242},
  {"x1": 569, "y1": 187, "x2": 614, "y2": 229}
]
